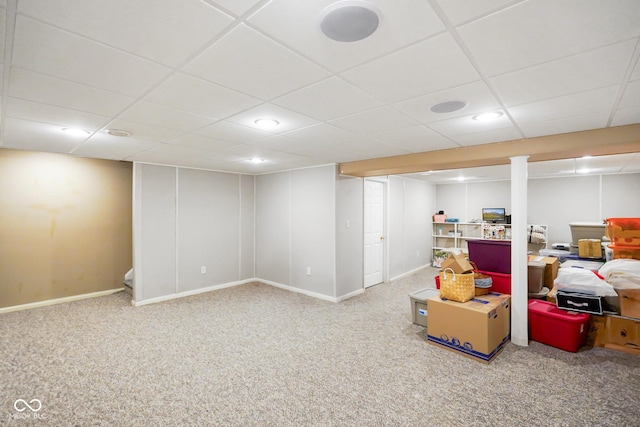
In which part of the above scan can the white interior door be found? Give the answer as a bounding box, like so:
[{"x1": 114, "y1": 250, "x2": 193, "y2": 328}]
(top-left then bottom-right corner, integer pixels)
[{"x1": 364, "y1": 179, "x2": 384, "y2": 288}]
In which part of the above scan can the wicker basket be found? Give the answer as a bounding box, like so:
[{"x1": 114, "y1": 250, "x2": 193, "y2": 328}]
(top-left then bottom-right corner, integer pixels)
[
  {"x1": 470, "y1": 261, "x2": 493, "y2": 289},
  {"x1": 439, "y1": 268, "x2": 475, "y2": 303}
]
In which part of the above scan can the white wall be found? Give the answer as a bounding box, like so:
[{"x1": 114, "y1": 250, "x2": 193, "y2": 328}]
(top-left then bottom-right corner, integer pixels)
[
  {"x1": 389, "y1": 176, "x2": 436, "y2": 279},
  {"x1": 133, "y1": 164, "x2": 254, "y2": 304},
  {"x1": 436, "y1": 173, "x2": 640, "y2": 247},
  {"x1": 134, "y1": 164, "x2": 177, "y2": 302},
  {"x1": 336, "y1": 175, "x2": 364, "y2": 298},
  {"x1": 255, "y1": 165, "x2": 337, "y2": 299}
]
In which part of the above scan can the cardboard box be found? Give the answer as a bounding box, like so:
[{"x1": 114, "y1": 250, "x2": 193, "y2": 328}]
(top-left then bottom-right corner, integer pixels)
[
  {"x1": 578, "y1": 239, "x2": 602, "y2": 258},
  {"x1": 586, "y1": 314, "x2": 640, "y2": 355},
  {"x1": 616, "y1": 289, "x2": 640, "y2": 319},
  {"x1": 427, "y1": 293, "x2": 511, "y2": 363},
  {"x1": 528, "y1": 255, "x2": 559, "y2": 287},
  {"x1": 441, "y1": 253, "x2": 473, "y2": 274}
]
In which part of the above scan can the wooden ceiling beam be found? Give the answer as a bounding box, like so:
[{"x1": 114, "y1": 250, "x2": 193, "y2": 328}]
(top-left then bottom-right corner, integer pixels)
[{"x1": 338, "y1": 124, "x2": 640, "y2": 177}]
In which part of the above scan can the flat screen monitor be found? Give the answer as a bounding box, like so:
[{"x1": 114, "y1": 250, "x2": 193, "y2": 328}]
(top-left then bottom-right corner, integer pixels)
[{"x1": 482, "y1": 208, "x2": 506, "y2": 223}]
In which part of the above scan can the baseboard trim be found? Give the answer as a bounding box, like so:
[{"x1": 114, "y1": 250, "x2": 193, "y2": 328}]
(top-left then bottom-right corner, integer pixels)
[
  {"x1": 0, "y1": 288, "x2": 124, "y2": 314},
  {"x1": 390, "y1": 264, "x2": 431, "y2": 282},
  {"x1": 336, "y1": 288, "x2": 365, "y2": 302},
  {"x1": 258, "y1": 279, "x2": 338, "y2": 303},
  {"x1": 132, "y1": 278, "x2": 257, "y2": 307}
]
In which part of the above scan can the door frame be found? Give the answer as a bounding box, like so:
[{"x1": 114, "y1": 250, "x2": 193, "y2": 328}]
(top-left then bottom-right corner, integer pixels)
[{"x1": 363, "y1": 177, "x2": 389, "y2": 288}]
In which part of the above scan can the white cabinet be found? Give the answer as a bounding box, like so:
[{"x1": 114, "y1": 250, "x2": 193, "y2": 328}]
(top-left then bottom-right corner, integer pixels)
[{"x1": 432, "y1": 222, "x2": 548, "y2": 267}]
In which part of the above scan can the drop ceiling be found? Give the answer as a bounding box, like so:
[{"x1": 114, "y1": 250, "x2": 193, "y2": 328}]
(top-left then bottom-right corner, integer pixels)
[{"x1": 1, "y1": 0, "x2": 639, "y2": 179}]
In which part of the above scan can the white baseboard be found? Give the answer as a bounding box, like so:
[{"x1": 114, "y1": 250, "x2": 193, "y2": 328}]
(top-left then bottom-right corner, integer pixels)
[
  {"x1": 0, "y1": 288, "x2": 124, "y2": 314},
  {"x1": 132, "y1": 278, "x2": 257, "y2": 307},
  {"x1": 390, "y1": 264, "x2": 432, "y2": 282},
  {"x1": 336, "y1": 288, "x2": 365, "y2": 302},
  {"x1": 258, "y1": 279, "x2": 339, "y2": 303}
]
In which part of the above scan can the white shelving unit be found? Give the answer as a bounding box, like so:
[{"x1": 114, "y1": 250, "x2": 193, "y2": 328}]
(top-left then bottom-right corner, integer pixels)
[
  {"x1": 432, "y1": 222, "x2": 548, "y2": 267},
  {"x1": 432, "y1": 222, "x2": 482, "y2": 267}
]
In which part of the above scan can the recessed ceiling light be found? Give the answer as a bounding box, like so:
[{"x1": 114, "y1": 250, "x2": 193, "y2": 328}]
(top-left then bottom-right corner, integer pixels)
[
  {"x1": 106, "y1": 129, "x2": 132, "y2": 137},
  {"x1": 456, "y1": 176, "x2": 466, "y2": 181},
  {"x1": 472, "y1": 111, "x2": 503, "y2": 122},
  {"x1": 430, "y1": 101, "x2": 467, "y2": 114},
  {"x1": 248, "y1": 157, "x2": 265, "y2": 164},
  {"x1": 577, "y1": 168, "x2": 591, "y2": 174},
  {"x1": 320, "y1": 1, "x2": 380, "y2": 42},
  {"x1": 254, "y1": 119, "x2": 279, "y2": 130},
  {"x1": 61, "y1": 127, "x2": 90, "y2": 136},
  {"x1": 581, "y1": 155, "x2": 592, "y2": 159}
]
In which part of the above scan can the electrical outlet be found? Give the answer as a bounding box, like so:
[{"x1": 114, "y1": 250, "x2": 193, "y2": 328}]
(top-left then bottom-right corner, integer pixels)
[
  {"x1": 346, "y1": 219, "x2": 350, "y2": 229},
  {"x1": 201, "y1": 266, "x2": 206, "y2": 274},
  {"x1": 306, "y1": 267, "x2": 311, "y2": 276},
  {"x1": 417, "y1": 250, "x2": 420, "y2": 257}
]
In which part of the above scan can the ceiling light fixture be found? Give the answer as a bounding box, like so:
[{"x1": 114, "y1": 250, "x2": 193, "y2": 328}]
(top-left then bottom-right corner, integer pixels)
[
  {"x1": 106, "y1": 129, "x2": 132, "y2": 137},
  {"x1": 472, "y1": 111, "x2": 503, "y2": 122},
  {"x1": 254, "y1": 119, "x2": 279, "y2": 130},
  {"x1": 430, "y1": 101, "x2": 467, "y2": 114},
  {"x1": 248, "y1": 157, "x2": 265, "y2": 164},
  {"x1": 61, "y1": 127, "x2": 90, "y2": 136},
  {"x1": 320, "y1": 1, "x2": 380, "y2": 42}
]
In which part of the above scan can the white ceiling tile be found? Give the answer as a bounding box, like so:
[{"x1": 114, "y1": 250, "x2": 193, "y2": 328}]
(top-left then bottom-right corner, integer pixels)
[
  {"x1": 17, "y1": 0, "x2": 234, "y2": 67},
  {"x1": 72, "y1": 134, "x2": 159, "y2": 161},
  {"x1": 436, "y1": 0, "x2": 523, "y2": 26},
  {"x1": 291, "y1": 143, "x2": 364, "y2": 163},
  {"x1": 529, "y1": 159, "x2": 576, "y2": 177},
  {"x1": 225, "y1": 103, "x2": 319, "y2": 134},
  {"x1": 6, "y1": 98, "x2": 111, "y2": 130},
  {"x1": 12, "y1": 16, "x2": 171, "y2": 97},
  {"x1": 394, "y1": 80, "x2": 501, "y2": 123},
  {"x1": 196, "y1": 120, "x2": 271, "y2": 143},
  {"x1": 619, "y1": 79, "x2": 640, "y2": 109},
  {"x1": 283, "y1": 123, "x2": 366, "y2": 146},
  {"x1": 427, "y1": 112, "x2": 515, "y2": 138},
  {"x1": 341, "y1": 139, "x2": 411, "y2": 159},
  {"x1": 329, "y1": 106, "x2": 418, "y2": 136},
  {"x1": 519, "y1": 112, "x2": 610, "y2": 138},
  {"x1": 458, "y1": 0, "x2": 640, "y2": 76},
  {"x1": 247, "y1": 0, "x2": 446, "y2": 72},
  {"x1": 209, "y1": 0, "x2": 263, "y2": 16},
  {"x1": 508, "y1": 86, "x2": 619, "y2": 125},
  {"x1": 245, "y1": 134, "x2": 305, "y2": 152},
  {"x1": 342, "y1": 33, "x2": 479, "y2": 103},
  {"x1": 102, "y1": 119, "x2": 184, "y2": 143},
  {"x1": 372, "y1": 125, "x2": 459, "y2": 152},
  {"x1": 630, "y1": 57, "x2": 640, "y2": 81},
  {"x1": 2, "y1": 117, "x2": 85, "y2": 154},
  {"x1": 449, "y1": 126, "x2": 522, "y2": 146},
  {"x1": 611, "y1": 107, "x2": 640, "y2": 127},
  {"x1": 145, "y1": 72, "x2": 261, "y2": 119},
  {"x1": 0, "y1": 6, "x2": 5, "y2": 63},
  {"x1": 169, "y1": 134, "x2": 237, "y2": 151},
  {"x1": 119, "y1": 101, "x2": 215, "y2": 132},
  {"x1": 185, "y1": 24, "x2": 329, "y2": 100},
  {"x1": 126, "y1": 143, "x2": 210, "y2": 164},
  {"x1": 491, "y1": 40, "x2": 636, "y2": 107},
  {"x1": 9, "y1": 68, "x2": 135, "y2": 117},
  {"x1": 271, "y1": 77, "x2": 383, "y2": 121}
]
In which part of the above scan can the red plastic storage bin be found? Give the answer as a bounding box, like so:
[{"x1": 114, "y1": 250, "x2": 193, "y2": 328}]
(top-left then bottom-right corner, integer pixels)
[
  {"x1": 478, "y1": 270, "x2": 511, "y2": 294},
  {"x1": 468, "y1": 240, "x2": 511, "y2": 274},
  {"x1": 606, "y1": 217, "x2": 640, "y2": 246},
  {"x1": 609, "y1": 244, "x2": 640, "y2": 260},
  {"x1": 528, "y1": 300, "x2": 590, "y2": 352}
]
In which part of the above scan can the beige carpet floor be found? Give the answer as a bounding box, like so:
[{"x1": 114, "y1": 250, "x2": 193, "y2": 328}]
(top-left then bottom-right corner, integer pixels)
[{"x1": 1, "y1": 267, "x2": 639, "y2": 426}]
